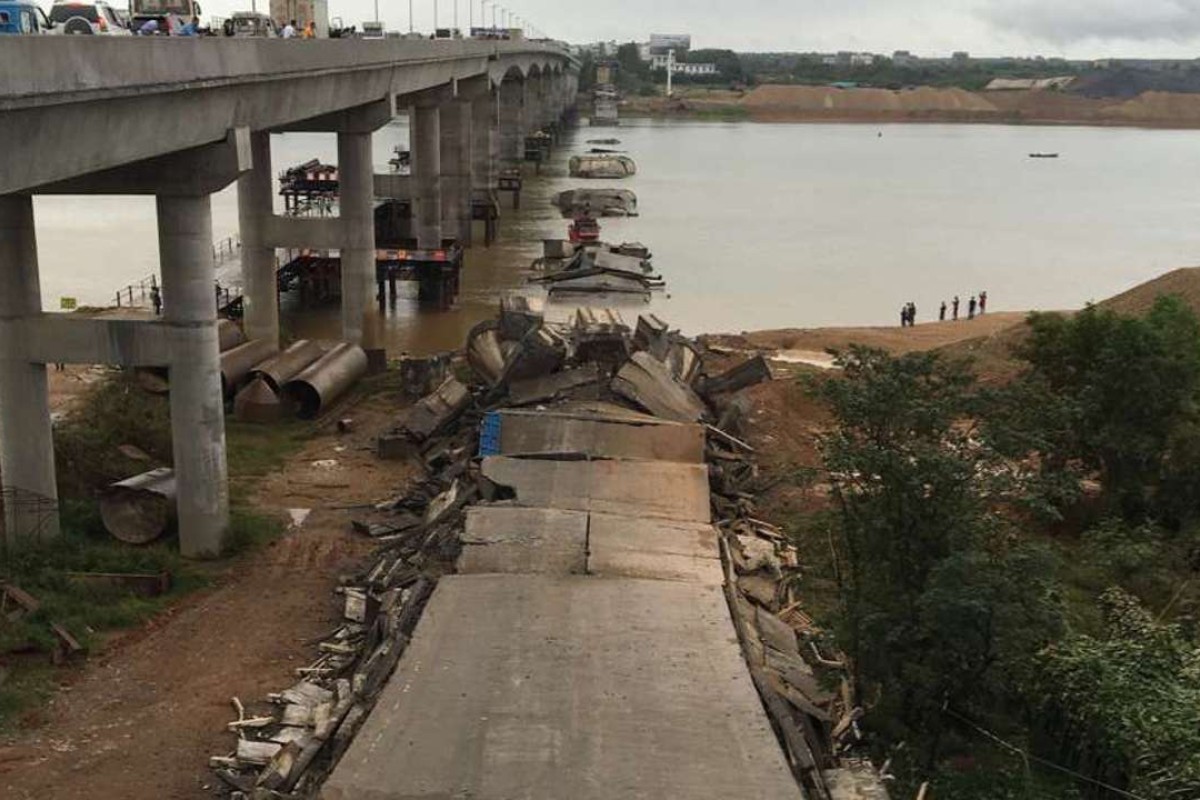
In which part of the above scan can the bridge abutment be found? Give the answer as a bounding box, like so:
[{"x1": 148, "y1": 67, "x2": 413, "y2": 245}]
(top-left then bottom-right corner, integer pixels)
[
  {"x1": 0, "y1": 194, "x2": 60, "y2": 546},
  {"x1": 156, "y1": 193, "x2": 230, "y2": 559}
]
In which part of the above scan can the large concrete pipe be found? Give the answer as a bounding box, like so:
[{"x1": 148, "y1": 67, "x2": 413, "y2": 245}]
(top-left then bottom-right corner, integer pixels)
[
  {"x1": 249, "y1": 339, "x2": 325, "y2": 393},
  {"x1": 219, "y1": 338, "x2": 279, "y2": 398},
  {"x1": 281, "y1": 342, "x2": 368, "y2": 420},
  {"x1": 99, "y1": 467, "x2": 176, "y2": 544},
  {"x1": 217, "y1": 319, "x2": 247, "y2": 352}
]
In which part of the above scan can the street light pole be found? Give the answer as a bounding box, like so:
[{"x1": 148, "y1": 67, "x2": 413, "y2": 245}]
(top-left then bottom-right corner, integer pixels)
[
  {"x1": 409, "y1": 0, "x2": 413, "y2": 32},
  {"x1": 433, "y1": 0, "x2": 438, "y2": 30}
]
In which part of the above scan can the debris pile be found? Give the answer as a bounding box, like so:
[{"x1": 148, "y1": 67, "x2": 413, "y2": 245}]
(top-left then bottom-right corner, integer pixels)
[
  {"x1": 552, "y1": 187, "x2": 639, "y2": 217},
  {"x1": 206, "y1": 299, "x2": 888, "y2": 797}
]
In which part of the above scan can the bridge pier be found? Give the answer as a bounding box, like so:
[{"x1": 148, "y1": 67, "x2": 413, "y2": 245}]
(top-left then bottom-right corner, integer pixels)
[
  {"x1": 440, "y1": 99, "x2": 473, "y2": 247},
  {"x1": 0, "y1": 194, "x2": 60, "y2": 545},
  {"x1": 470, "y1": 88, "x2": 499, "y2": 247},
  {"x1": 237, "y1": 131, "x2": 278, "y2": 349},
  {"x1": 498, "y1": 79, "x2": 525, "y2": 168},
  {"x1": 412, "y1": 102, "x2": 443, "y2": 250},
  {"x1": 157, "y1": 193, "x2": 230, "y2": 558},
  {"x1": 337, "y1": 129, "x2": 382, "y2": 361}
]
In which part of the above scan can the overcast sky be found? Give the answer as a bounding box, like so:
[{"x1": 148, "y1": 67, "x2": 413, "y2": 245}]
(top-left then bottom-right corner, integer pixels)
[{"x1": 209, "y1": 0, "x2": 1200, "y2": 59}]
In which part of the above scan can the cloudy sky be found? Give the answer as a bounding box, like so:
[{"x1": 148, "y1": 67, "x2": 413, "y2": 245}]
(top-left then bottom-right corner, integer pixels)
[{"x1": 208, "y1": 0, "x2": 1200, "y2": 59}]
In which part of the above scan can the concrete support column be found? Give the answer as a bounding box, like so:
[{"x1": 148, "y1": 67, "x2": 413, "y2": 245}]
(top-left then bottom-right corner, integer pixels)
[
  {"x1": 440, "y1": 100, "x2": 473, "y2": 246},
  {"x1": 498, "y1": 80, "x2": 524, "y2": 166},
  {"x1": 0, "y1": 194, "x2": 59, "y2": 546},
  {"x1": 337, "y1": 130, "x2": 380, "y2": 354},
  {"x1": 157, "y1": 194, "x2": 229, "y2": 558},
  {"x1": 236, "y1": 131, "x2": 278, "y2": 348},
  {"x1": 411, "y1": 103, "x2": 443, "y2": 249},
  {"x1": 471, "y1": 89, "x2": 497, "y2": 194}
]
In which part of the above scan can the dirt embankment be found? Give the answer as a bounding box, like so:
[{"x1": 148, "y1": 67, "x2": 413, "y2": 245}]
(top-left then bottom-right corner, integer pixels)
[
  {"x1": 0, "y1": 394, "x2": 416, "y2": 800},
  {"x1": 626, "y1": 85, "x2": 1200, "y2": 128}
]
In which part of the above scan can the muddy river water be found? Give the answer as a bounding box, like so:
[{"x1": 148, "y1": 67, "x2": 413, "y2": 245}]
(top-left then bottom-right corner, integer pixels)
[{"x1": 33, "y1": 118, "x2": 1200, "y2": 354}]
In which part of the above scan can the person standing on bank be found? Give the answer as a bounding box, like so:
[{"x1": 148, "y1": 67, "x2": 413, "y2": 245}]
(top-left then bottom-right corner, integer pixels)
[
  {"x1": 939, "y1": 301, "x2": 947, "y2": 322},
  {"x1": 952, "y1": 295, "x2": 960, "y2": 321},
  {"x1": 150, "y1": 284, "x2": 162, "y2": 316},
  {"x1": 900, "y1": 305, "x2": 908, "y2": 328},
  {"x1": 968, "y1": 295, "x2": 977, "y2": 319},
  {"x1": 979, "y1": 290, "x2": 988, "y2": 314}
]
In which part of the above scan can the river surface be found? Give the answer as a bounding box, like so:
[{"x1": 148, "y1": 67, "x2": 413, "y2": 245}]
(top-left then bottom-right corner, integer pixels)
[{"x1": 32, "y1": 119, "x2": 1200, "y2": 354}]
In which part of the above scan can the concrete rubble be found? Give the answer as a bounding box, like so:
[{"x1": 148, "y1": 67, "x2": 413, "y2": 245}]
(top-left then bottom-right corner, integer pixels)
[{"x1": 205, "y1": 296, "x2": 890, "y2": 799}]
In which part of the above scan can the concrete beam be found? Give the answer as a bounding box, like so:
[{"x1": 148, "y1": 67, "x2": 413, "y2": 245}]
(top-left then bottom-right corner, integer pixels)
[
  {"x1": 34, "y1": 128, "x2": 251, "y2": 196},
  {"x1": 273, "y1": 96, "x2": 396, "y2": 134},
  {"x1": 0, "y1": 194, "x2": 59, "y2": 545},
  {"x1": 16, "y1": 315, "x2": 173, "y2": 367}
]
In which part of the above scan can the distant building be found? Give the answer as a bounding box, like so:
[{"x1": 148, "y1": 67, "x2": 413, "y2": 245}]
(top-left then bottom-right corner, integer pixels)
[
  {"x1": 674, "y1": 62, "x2": 718, "y2": 76},
  {"x1": 850, "y1": 52, "x2": 875, "y2": 66},
  {"x1": 893, "y1": 50, "x2": 917, "y2": 67}
]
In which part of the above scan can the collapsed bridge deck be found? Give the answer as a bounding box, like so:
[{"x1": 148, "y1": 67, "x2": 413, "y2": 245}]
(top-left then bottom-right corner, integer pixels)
[{"x1": 322, "y1": 404, "x2": 804, "y2": 799}]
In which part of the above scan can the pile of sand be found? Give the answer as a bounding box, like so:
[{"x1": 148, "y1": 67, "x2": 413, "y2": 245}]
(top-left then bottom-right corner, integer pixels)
[
  {"x1": 742, "y1": 85, "x2": 997, "y2": 114},
  {"x1": 730, "y1": 85, "x2": 1200, "y2": 126}
]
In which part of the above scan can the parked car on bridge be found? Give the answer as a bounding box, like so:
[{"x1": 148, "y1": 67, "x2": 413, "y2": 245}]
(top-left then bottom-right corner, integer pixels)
[
  {"x1": 47, "y1": 0, "x2": 128, "y2": 33},
  {"x1": 0, "y1": 0, "x2": 54, "y2": 33}
]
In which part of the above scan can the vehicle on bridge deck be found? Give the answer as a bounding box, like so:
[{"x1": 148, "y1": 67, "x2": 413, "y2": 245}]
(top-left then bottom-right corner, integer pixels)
[
  {"x1": 0, "y1": 0, "x2": 54, "y2": 33},
  {"x1": 223, "y1": 10, "x2": 276, "y2": 36},
  {"x1": 129, "y1": 0, "x2": 199, "y2": 34},
  {"x1": 48, "y1": 0, "x2": 128, "y2": 33}
]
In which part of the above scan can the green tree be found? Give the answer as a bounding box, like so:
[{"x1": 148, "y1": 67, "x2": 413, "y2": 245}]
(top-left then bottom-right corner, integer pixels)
[
  {"x1": 1033, "y1": 588, "x2": 1200, "y2": 797},
  {"x1": 817, "y1": 347, "x2": 1063, "y2": 766},
  {"x1": 1006, "y1": 296, "x2": 1200, "y2": 522},
  {"x1": 615, "y1": 42, "x2": 650, "y2": 93}
]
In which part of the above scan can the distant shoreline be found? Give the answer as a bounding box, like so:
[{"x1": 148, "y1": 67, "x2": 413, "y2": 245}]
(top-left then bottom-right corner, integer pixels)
[{"x1": 616, "y1": 85, "x2": 1200, "y2": 130}]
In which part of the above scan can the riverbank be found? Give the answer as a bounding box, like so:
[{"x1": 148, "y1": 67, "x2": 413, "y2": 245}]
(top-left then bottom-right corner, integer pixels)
[{"x1": 621, "y1": 85, "x2": 1200, "y2": 128}]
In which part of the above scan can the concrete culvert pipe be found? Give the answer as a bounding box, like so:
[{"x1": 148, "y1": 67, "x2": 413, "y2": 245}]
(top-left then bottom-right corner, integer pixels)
[
  {"x1": 281, "y1": 343, "x2": 368, "y2": 420},
  {"x1": 219, "y1": 339, "x2": 279, "y2": 399},
  {"x1": 100, "y1": 467, "x2": 176, "y2": 545},
  {"x1": 249, "y1": 339, "x2": 325, "y2": 393},
  {"x1": 217, "y1": 319, "x2": 247, "y2": 352}
]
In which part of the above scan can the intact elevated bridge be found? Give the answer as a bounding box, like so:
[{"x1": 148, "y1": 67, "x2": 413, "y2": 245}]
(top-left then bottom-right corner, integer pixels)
[{"x1": 0, "y1": 38, "x2": 577, "y2": 555}]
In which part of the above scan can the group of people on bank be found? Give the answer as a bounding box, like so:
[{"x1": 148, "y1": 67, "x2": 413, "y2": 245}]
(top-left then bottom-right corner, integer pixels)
[{"x1": 900, "y1": 291, "x2": 987, "y2": 327}]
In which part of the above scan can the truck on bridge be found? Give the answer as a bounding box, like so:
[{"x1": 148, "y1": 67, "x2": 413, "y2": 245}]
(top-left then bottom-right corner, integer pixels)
[
  {"x1": 268, "y1": 0, "x2": 326, "y2": 36},
  {"x1": 130, "y1": 0, "x2": 200, "y2": 34}
]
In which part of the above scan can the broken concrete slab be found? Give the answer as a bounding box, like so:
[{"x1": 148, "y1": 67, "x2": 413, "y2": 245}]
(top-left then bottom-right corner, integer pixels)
[
  {"x1": 507, "y1": 364, "x2": 603, "y2": 406},
  {"x1": 491, "y1": 408, "x2": 706, "y2": 463},
  {"x1": 481, "y1": 456, "x2": 711, "y2": 523},
  {"x1": 586, "y1": 513, "x2": 723, "y2": 585},
  {"x1": 459, "y1": 506, "x2": 589, "y2": 575},
  {"x1": 399, "y1": 376, "x2": 472, "y2": 442},
  {"x1": 321, "y1": 574, "x2": 803, "y2": 800},
  {"x1": 612, "y1": 351, "x2": 708, "y2": 423}
]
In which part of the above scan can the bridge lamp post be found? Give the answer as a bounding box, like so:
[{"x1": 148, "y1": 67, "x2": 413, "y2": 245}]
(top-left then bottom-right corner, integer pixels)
[
  {"x1": 433, "y1": 0, "x2": 437, "y2": 29},
  {"x1": 408, "y1": 0, "x2": 413, "y2": 32}
]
